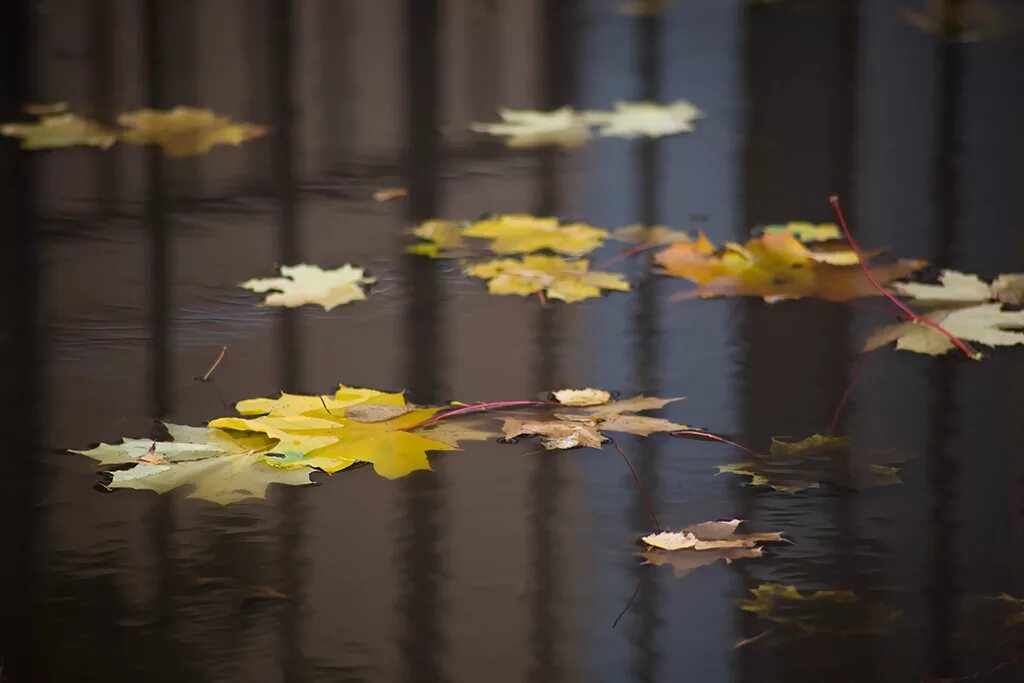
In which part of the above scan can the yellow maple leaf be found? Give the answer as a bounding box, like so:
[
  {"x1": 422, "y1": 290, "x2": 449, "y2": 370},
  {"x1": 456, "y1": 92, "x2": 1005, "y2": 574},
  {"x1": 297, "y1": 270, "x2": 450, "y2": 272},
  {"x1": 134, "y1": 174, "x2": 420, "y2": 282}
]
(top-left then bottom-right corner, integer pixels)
[
  {"x1": 406, "y1": 220, "x2": 467, "y2": 258},
  {"x1": 467, "y1": 255, "x2": 630, "y2": 303},
  {"x1": 656, "y1": 232, "x2": 925, "y2": 302},
  {"x1": 762, "y1": 222, "x2": 841, "y2": 243},
  {"x1": 1, "y1": 112, "x2": 117, "y2": 150},
  {"x1": 117, "y1": 106, "x2": 267, "y2": 157},
  {"x1": 462, "y1": 214, "x2": 609, "y2": 257}
]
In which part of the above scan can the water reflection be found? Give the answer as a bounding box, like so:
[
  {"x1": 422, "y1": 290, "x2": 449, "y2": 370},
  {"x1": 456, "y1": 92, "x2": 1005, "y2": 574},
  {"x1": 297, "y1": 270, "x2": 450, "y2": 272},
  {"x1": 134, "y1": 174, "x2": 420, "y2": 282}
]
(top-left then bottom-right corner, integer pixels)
[{"x1": 3, "y1": 0, "x2": 1024, "y2": 682}]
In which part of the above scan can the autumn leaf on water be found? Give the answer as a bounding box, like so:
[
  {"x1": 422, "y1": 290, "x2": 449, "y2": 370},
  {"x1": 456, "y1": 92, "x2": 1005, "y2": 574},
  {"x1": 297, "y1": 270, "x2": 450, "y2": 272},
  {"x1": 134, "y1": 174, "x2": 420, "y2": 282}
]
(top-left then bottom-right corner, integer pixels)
[
  {"x1": 1, "y1": 112, "x2": 118, "y2": 150},
  {"x1": 717, "y1": 434, "x2": 909, "y2": 493},
  {"x1": 892, "y1": 269, "x2": 1024, "y2": 306},
  {"x1": 410, "y1": 214, "x2": 610, "y2": 259},
  {"x1": 462, "y1": 214, "x2": 610, "y2": 257},
  {"x1": 738, "y1": 583, "x2": 900, "y2": 635},
  {"x1": 71, "y1": 424, "x2": 312, "y2": 505},
  {"x1": 656, "y1": 231, "x2": 926, "y2": 302},
  {"x1": 638, "y1": 519, "x2": 786, "y2": 579},
  {"x1": 864, "y1": 303, "x2": 1024, "y2": 357},
  {"x1": 584, "y1": 100, "x2": 704, "y2": 139},
  {"x1": 241, "y1": 264, "x2": 375, "y2": 310},
  {"x1": 470, "y1": 107, "x2": 591, "y2": 149},
  {"x1": 903, "y1": 0, "x2": 1005, "y2": 43},
  {"x1": 373, "y1": 187, "x2": 408, "y2": 202},
  {"x1": 117, "y1": 107, "x2": 267, "y2": 157},
  {"x1": 499, "y1": 392, "x2": 687, "y2": 449},
  {"x1": 611, "y1": 224, "x2": 693, "y2": 246},
  {"x1": 761, "y1": 222, "x2": 841, "y2": 243},
  {"x1": 467, "y1": 255, "x2": 630, "y2": 303},
  {"x1": 552, "y1": 388, "x2": 613, "y2": 407}
]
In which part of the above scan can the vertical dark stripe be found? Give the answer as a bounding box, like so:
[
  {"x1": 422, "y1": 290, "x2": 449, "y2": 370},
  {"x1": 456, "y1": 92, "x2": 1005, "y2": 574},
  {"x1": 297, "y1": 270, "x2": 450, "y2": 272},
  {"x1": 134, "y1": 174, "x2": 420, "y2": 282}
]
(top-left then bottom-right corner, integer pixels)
[
  {"x1": 0, "y1": 1, "x2": 39, "y2": 679},
  {"x1": 271, "y1": 2, "x2": 305, "y2": 681},
  {"x1": 90, "y1": 0, "x2": 116, "y2": 211},
  {"x1": 321, "y1": 0, "x2": 353, "y2": 170},
  {"x1": 629, "y1": 9, "x2": 662, "y2": 683},
  {"x1": 925, "y1": 5, "x2": 964, "y2": 675},
  {"x1": 401, "y1": 2, "x2": 447, "y2": 682}
]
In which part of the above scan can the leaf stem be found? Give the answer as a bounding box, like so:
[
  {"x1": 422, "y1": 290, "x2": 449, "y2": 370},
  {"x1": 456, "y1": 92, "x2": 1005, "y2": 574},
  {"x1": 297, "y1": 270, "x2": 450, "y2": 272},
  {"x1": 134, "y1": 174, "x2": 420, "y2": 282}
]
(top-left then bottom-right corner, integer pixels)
[
  {"x1": 400, "y1": 400, "x2": 559, "y2": 431},
  {"x1": 828, "y1": 195, "x2": 981, "y2": 360},
  {"x1": 609, "y1": 437, "x2": 662, "y2": 531},
  {"x1": 669, "y1": 429, "x2": 761, "y2": 457},
  {"x1": 595, "y1": 242, "x2": 662, "y2": 270}
]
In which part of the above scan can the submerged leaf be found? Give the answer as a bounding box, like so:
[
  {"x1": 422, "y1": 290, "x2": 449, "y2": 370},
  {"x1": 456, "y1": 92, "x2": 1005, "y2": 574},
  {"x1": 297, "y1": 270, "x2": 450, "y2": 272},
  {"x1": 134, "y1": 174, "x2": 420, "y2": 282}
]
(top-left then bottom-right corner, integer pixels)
[
  {"x1": 738, "y1": 583, "x2": 899, "y2": 635},
  {"x1": 611, "y1": 224, "x2": 693, "y2": 245},
  {"x1": 467, "y1": 255, "x2": 630, "y2": 303},
  {"x1": 470, "y1": 107, "x2": 591, "y2": 149},
  {"x1": 865, "y1": 304, "x2": 1024, "y2": 356},
  {"x1": 657, "y1": 231, "x2": 925, "y2": 302},
  {"x1": 462, "y1": 214, "x2": 609, "y2": 257},
  {"x1": 719, "y1": 436, "x2": 908, "y2": 493},
  {"x1": 117, "y1": 107, "x2": 267, "y2": 157},
  {"x1": 584, "y1": 100, "x2": 703, "y2": 139},
  {"x1": 1, "y1": 112, "x2": 117, "y2": 150},
  {"x1": 241, "y1": 264, "x2": 375, "y2": 310}
]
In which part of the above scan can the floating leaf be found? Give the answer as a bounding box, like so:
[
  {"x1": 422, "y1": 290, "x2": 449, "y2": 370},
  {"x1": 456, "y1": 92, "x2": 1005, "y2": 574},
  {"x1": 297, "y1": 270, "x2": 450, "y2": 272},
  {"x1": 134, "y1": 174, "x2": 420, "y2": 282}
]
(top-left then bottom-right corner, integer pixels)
[
  {"x1": 1, "y1": 112, "x2": 117, "y2": 150},
  {"x1": 718, "y1": 435, "x2": 908, "y2": 493},
  {"x1": 553, "y1": 388, "x2": 612, "y2": 407},
  {"x1": 23, "y1": 102, "x2": 69, "y2": 115},
  {"x1": 584, "y1": 395, "x2": 684, "y2": 415},
  {"x1": 501, "y1": 418, "x2": 604, "y2": 450},
  {"x1": 612, "y1": 224, "x2": 693, "y2": 246},
  {"x1": 864, "y1": 304, "x2": 1024, "y2": 356},
  {"x1": 584, "y1": 100, "x2": 703, "y2": 139},
  {"x1": 467, "y1": 255, "x2": 630, "y2": 303},
  {"x1": 407, "y1": 220, "x2": 467, "y2": 258},
  {"x1": 762, "y1": 222, "x2": 841, "y2": 243},
  {"x1": 892, "y1": 269, "x2": 1024, "y2": 307},
  {"x1": 241, "y1": 264, "x2": 375, "y2": 310},
  {"x1": 117, "y1": 107, "x2": 267, "y2": 157},
  {"x1": 738, "y1": 583, "x2": 900, "y2": 635},
  {"x1": 470, "y1": 107, "x2": 591, "y2": 149},
  {"x1": 641, "y1": 519, "x2": 785, "y2": 551},
  {"x1": 903, "y1": 0, "x2": 1004, "y2": 43},
  {"x1": 992, "y1": 274, "x2": 1024, "y2": 306},
  {"x1": 373, "y1": 187, "x2": 408, "y2": 202},
  {"x1": 657, "y1": 231, "x2": 925, "y2": 302},
  {"x1": 462, "y1": 214, "x2": 609, "y2": 257},
  {"x1": 72, "y1": 424, "x2": 312, "y2": 505}
]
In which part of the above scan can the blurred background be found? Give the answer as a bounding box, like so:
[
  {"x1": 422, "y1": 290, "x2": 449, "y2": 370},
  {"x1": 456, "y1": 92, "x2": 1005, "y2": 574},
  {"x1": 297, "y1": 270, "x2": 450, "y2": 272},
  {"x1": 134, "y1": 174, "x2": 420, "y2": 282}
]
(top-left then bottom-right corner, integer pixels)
[{"x1": 2, "y1": 0, "x2": 1024, "y2": 681}]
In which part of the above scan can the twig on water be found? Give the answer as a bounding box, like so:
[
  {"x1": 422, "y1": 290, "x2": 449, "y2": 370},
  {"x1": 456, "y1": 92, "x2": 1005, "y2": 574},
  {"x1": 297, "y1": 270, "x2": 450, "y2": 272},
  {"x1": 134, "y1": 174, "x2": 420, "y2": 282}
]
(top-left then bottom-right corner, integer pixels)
[
  {"x1": 195, "y1": 345, "x2": 228, "y2": 382},
  {"x1": 608, "y1": 437, "x2": 662, "y2": 531},
  {"x1": 612, "y1": 575, "x2": 643, "y2": 629},
  {"x1": 595, "y1": 242, "x2": 663, "y2": 270},
  {"x1": 828, "y1": 195, "x2": 980, "y2": 360},
  {"x1": 669, "y1": 429, "x2": 761, "y2": 457},
  {"x1": 734, "y1": 625, "x2": 780, "y2": 649}
]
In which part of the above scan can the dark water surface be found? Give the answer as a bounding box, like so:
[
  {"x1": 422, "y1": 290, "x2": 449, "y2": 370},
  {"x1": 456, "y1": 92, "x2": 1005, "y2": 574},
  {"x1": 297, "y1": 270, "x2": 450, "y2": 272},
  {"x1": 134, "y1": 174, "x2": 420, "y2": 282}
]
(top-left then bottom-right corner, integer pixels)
[{"x1": 3, "y1": 1, "x2": 1024, "y2": 681}]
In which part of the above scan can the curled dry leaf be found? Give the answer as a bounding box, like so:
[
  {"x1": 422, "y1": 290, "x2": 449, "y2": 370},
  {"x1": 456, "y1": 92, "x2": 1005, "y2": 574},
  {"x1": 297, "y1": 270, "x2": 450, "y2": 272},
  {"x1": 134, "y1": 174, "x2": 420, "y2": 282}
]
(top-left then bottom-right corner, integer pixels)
[
  {"x1": 467, "y1": 255, "x2": 630, "y2": 303},
  {"x1": 117, "y1": 107, "x2": 267, "y2": 157},
  {"x1": 241, "y1": 264, "x2": 375, "y2": 310},
  {"x1": 864, "y1": 303, "x2": 1024, "y2": 356},
  {"x1": 470, "y1": 107, "x2": 591, "y2": 149},
  {"x1": 642, "y1": 519, "x2": 786, "y2": 551},
  {"x1": 501, "y1": 418, "x2": 605, "y2": 450},
  {"x1": 656, "y1": 231, "x2": 925, "y2": 302},
  {"x1": 553, "y1": 388, "x2": 612, "y2": 407},
  {"x1": 1, "y1": 112, "x2": 117, "y2": 150}
]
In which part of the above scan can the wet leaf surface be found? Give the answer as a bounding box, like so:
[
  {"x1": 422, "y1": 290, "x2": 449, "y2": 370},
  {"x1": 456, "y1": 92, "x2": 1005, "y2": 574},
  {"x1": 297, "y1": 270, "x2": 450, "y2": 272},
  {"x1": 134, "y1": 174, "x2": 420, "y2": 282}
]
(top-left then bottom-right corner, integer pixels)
[{"x1": 467, "y1": 255, "x2": 630, "y2": 303}]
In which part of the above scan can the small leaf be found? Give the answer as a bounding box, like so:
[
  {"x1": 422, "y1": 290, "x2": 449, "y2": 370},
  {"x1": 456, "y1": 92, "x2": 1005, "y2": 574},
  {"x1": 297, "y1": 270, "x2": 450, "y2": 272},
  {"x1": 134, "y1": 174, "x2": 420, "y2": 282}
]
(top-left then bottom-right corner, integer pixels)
[
  {"x1": 1, "y1": 112, "x2": 117, "y2": 150},
  {"x1": 462, "y1": 214, "x2": 609, "y2": 257},
  {"x1": 501, "y1": 418, "x2": 605, "y2": 450},
  {"x1": 892, "y1": 270, "x2": 993, "y2": 302},
  {"x1": 117, "y1": 107, "x2": 267, "y2": 157},
  {"x1": 241, "y1": 264, "x2": 375, "y2": 310},
  {"x1": 553, "y1": 388, "x2": 612, "y2": 407},
  {"x1": 865, "y1": 304, "x2": 1024, "y2": 356},
  {"x1": 641, "y1": 519, "x2": 785, "y2": 551},
  {"x1": 583, "y1": 100, "x2": 704, "y2": 139},
  {"x1": 470, "y1": 107, "x2": 591, "y2": 149},
  {"x1": 762, "y1": 222, "x2": 841, "y2": 243}
]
